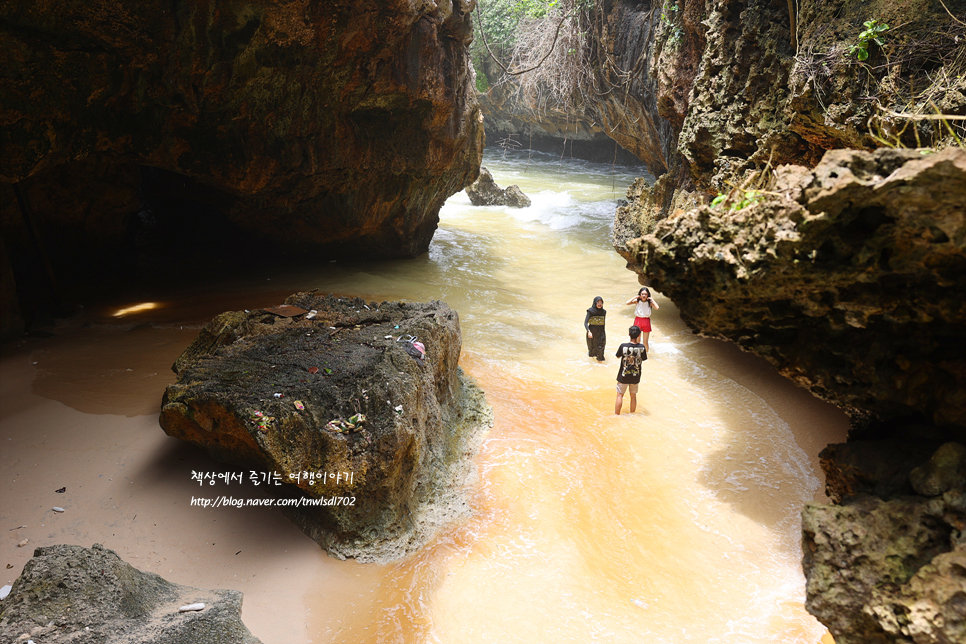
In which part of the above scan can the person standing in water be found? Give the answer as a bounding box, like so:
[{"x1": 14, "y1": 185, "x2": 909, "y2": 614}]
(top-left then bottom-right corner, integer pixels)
[
  {"x1": 615, "y1": 325, "x2": 647, "y2": 415},
  {"x1": 626, "y1": 286, "x2": 659, "y2": 352},
  {"x1": 584, "y1": 296, "x2": 607, "y2": 361}
]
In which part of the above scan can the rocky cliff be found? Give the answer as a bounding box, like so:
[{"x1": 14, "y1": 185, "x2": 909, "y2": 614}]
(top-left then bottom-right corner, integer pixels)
[
  {"x1": 609, "y1": 0, "x2": 966, "y2": 427},
  {"x1": 0, "y1": 0, "x2": 484, "y2": 334},
  {"x1": 590, "y1": 0, "x2": 966, "y2": 640}
]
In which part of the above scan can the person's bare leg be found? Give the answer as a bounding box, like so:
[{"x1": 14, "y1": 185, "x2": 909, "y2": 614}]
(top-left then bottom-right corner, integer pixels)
[
  {"x1": 629, "y1": 391, "x2": 637, "y2": 413},
  {"x1": 615, "y1": 392, "x2": 623, "y2": 415},
  {"x1": 642, "y1": 332, "x2": 651, "y2": 353}
]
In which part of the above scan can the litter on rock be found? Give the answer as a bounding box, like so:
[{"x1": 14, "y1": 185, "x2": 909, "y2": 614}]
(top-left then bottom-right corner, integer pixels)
[
  {"x1": 251, "y1": 411, "x2": 274, "y2": 433},
  {"x1": 325, "y1": 413, "x2": 367, "y2": 433},
  {"x1": 294, "y1": 400, "x2": 305, "y2": 410},
  {"x1": 396, "y1": 335, "x2": 426, "y2": 366},
  {"x1": 178, "y1": 603, "x2": 206, "y2": 612},
  {"x1": 264, "y1": 305, "x2": 309, "y2": 318},
  {"x1": 305, "y1": 309, "x2": 318, "y2": 319},
  {"x1": 0, "y1": 584, "x2": 11, "y2": 600},
  {"x1": 52, "y1": 507, "x2": 65, "y2": 513}
]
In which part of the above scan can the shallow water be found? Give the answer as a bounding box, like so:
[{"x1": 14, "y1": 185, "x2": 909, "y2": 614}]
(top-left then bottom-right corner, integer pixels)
[{"x1": 0, "y1": 149, "x2": 847, "y2": 643}]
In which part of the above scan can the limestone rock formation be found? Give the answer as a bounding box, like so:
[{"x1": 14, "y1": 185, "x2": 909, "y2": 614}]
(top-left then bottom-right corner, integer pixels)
[
  {"x1": 803, "y1": 441, "x2": 966, "y2": 644},
  {"x1": 594, "y1": 1, "x2": 966, "y2": 641},
  {"x1": 627, "y1": 147, "x2": 966, "y2": 432},
  {"x1": 159, "y1": 293, "x2": 491, "y2": 562},
  {"x1": 0, "y1": 543, "x2": 262, "y2": 643},
  {"x1": 582, "y1": 0, "x2": 678, "y2": 175},
  {"x1": 0, "y1": 0, "x2": 485, "y2": 335},
  {"x1": 465, "y1": 166, "x2": 531, "y2": 208}
]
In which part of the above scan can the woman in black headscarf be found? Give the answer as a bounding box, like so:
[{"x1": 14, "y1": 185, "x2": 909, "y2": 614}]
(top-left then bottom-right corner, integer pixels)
[{"x1": 584, "y1": 296, "x2": 606, "y2": 361}]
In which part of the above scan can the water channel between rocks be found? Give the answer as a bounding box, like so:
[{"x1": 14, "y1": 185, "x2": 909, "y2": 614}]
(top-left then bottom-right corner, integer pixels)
[{"x1": 0, "y1": 149, "x2": 848, "y2": 643}]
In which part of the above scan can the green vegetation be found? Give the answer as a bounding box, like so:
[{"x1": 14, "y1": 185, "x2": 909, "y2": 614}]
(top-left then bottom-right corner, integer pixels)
[
  {"x1": 473, "y1": 0, "x2": 599, "y2": 115},
  {"x1": 661, "y1": 2, "x2": 684, "y2": 45},
  {"x1": 711, "y1": 189, "x2": 763, "y2": 211},
  {"x1": 849, "y1": 20, "x2": 889, "y2": 61}
]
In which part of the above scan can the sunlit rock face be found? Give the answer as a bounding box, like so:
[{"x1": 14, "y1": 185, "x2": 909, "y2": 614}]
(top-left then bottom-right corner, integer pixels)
[
  {"x1": 0, "y1": 0, "x2": 484, "y2": 261},
  {"x1": 629, "y1": 148, "x2": 966, "y2": 434},
  {"x1": 598, "y1": 1, "x2": 965, "y2": 639}
]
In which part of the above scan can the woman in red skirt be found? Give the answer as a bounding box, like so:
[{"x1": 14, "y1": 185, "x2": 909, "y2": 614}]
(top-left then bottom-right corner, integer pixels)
[{"x1": 626, "y1": 287, "x2": 659, "y2": 352}]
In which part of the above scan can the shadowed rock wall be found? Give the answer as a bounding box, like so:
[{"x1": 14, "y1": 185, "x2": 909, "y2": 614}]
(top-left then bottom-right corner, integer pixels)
[{"x1": 0, "y1": 0, "x2": 484, "y2": 315}]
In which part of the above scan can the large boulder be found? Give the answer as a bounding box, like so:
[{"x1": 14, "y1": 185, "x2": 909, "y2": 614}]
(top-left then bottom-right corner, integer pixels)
[
  {"x1": 0, "y1": 0, "x2": 484, "y2": 271},
  {"x1": 159, "y1": 293, "x2": 491, "y2": 562},
  {"x1": 0, "y1": 543, "x2": 262, "y2": 643},
  {"x1": 465, "y1": 166, "x2": 531, "y2": 208}
]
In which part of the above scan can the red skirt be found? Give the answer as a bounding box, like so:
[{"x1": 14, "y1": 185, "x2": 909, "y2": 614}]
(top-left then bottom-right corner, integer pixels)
[{"x1": 634, "y1": 316, "x2": 652, "y2": 332}]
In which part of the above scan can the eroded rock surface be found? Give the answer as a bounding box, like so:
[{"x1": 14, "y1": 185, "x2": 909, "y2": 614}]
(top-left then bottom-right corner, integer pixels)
[
  {"x1": 0, "y1": 543, "x2": 262, "y2": 643},
  {"x1": 465, "y1": 166, "x2": 531, "y2": 207},
  {"x1": 803, "y1": 442, "x2": 966, "y2": 644},
  {"x1": 160, "y1": 293, "x2": 491, "y2": 562},
  {"x1": 627, "y1": 147, "x2": 966, "y2": 432},
  {"x1": 593, "y1": 1, "x2": 965, "y2": 641}
]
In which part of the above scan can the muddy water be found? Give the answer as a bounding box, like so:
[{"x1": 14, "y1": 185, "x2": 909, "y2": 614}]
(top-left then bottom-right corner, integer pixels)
[{"x1": 0, "y1": 150, "x2": 847, "y2": 643}]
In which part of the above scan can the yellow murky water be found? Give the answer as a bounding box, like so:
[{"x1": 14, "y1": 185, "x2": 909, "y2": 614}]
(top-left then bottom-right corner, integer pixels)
[
  {"x1": 0, "y1": 149, "x2": 846, "y2": 643},
  {"x1": 283, "y1": 150, "x2": 846, "y2": 643}
]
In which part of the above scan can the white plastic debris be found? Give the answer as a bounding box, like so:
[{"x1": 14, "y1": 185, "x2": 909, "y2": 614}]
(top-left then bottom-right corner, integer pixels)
[
  {"x1": 52, "y1": 507, "x2": 65, "y2": 513},
  {"x1": 178, "y1": 603, "x2": 206, "y2": 612},
  {"x1": 394, "y1": 405, "x2": 403, "y2": 412},
  {"x1": 0, "y1": 584, "x2": 11, "y2": 600},
  {"x1": 306, "y1": 310, "x2": 318, "y2": 319}
]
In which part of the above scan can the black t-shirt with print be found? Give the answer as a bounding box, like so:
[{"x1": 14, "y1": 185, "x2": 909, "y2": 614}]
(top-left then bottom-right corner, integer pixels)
[{"x1": 615, "y1": 342, "x2": 647, "y2": 383}]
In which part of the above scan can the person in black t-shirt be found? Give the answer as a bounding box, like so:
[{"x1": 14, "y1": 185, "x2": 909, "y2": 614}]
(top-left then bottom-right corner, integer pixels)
[{"x1": 615, "y1": 325, "x2": 647, "y2": 415}]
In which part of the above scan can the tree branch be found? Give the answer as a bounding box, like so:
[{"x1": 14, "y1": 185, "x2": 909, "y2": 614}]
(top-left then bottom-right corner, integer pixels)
[{"x1": 475, "y1": 3, "x2": 582, "y2": 77}]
